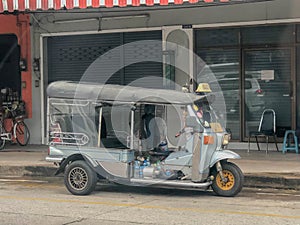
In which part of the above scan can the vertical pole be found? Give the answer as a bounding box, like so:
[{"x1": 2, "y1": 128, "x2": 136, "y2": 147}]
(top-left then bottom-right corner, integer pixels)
[
  {"x1": 40, "y1": 35, "x2": 45, "y2": 144},
  {"x1": 97, "y1": 106, "x2": 102, "y2": 148},
  {"x1": 130, "y1": 108, "x2": 135, "y2": 149},
  {"x1": 46, "y1": 97, "x2": 50, "y2": 145},
  {"x1": 191, "y1": 133, "x2": 201, "y2": 182}
]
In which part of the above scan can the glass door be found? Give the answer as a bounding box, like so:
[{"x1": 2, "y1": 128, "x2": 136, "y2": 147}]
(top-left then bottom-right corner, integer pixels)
[{"x1": 244, "y1": 48, "x2": 292, "y2": 138}]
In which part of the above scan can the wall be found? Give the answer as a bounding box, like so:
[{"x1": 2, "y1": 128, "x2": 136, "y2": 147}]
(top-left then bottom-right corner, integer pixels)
[
  {"x1": 31, "y1": 0, "x2": 300, "y2": 33},
  {"x1": 0, "y1": 14, "x2": 32, "y2": 119},
  {"x1": 30, "y1": 0, "x2": 300, "y2": 143}
]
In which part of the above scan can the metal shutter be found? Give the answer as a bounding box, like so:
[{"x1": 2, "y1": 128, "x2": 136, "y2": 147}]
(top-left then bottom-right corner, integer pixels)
[
  {"x1": 123, "y1": 31, "x2": 163, "y2": 88},
  {"x1": 47, "y1": 33, "x2": 122, "y2": 84},
  {"x1": 47, "y1": 30, "x2": 162, "y2": 86}
]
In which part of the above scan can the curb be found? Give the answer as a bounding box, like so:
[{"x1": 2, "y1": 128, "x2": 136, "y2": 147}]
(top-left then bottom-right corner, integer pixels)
[
  {"x1": 0, "y1": 165, "x2": 57, "y2": 177},
  {"x1": 0, "y1": 165, "x2": 299, "y2": 190},
  {"x1": 244, "y1": 173, "x2": 300, "y2": 190}
]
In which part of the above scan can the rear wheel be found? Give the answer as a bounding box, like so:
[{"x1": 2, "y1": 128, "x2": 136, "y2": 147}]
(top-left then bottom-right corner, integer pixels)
[
  {"x1": 15, "y1": 121, "x2": 30, "y2": 146},
  {"x1": 64, "y1": 160, "x2": 97, "y2": 195},
  {"x1": 211, "y1": 161, "x2": 244, "y2": 197}
]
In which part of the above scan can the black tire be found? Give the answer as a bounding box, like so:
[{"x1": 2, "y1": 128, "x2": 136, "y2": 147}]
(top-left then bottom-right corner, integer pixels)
[
  {"x1": 15, "y1": 121, "x2": 30, "y2": 146},
  {"x1": 211, "y1": 161, "x2": 244, "y2": 197},
  {"x1": 64, "y1": 160, "x2": 97, "y2": 195}
]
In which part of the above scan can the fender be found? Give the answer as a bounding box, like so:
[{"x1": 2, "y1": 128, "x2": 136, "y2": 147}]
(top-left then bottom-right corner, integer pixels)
[
  {"x1": 209, "y1": 150, "x2": 241, "y2": 168},
  {"x1": 54, "y1": 154, "x2": 129, "y2": 183},
  {"x1": 54, "y1": 153, "x2": 98, "y2": 175}
]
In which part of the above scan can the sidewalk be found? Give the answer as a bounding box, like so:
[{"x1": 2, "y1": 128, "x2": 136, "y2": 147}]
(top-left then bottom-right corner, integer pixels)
[{"x1": 0, "y1": 143, "x2": 299, "y2": 190}]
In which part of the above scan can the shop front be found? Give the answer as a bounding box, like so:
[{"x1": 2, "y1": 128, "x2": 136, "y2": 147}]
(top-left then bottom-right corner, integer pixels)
[
  {"x1": 195, "y1": 25, "x2": 295, "y2": 140},
  {"x1": 0, "y1": 14, "x2": 32, "y2": 121},
  {"x1": 2, "y1": 0, "x2": 299, "y2": 144}
]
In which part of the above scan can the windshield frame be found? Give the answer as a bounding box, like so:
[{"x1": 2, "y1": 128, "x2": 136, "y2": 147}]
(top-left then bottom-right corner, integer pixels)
[{"x1": 188, "y1": 99, "x2": 219, "y2": 129}]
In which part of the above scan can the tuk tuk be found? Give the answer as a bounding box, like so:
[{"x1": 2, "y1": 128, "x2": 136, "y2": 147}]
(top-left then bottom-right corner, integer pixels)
[{"x1": 46, "y1": 81, "x2": 243, "y2": 197}]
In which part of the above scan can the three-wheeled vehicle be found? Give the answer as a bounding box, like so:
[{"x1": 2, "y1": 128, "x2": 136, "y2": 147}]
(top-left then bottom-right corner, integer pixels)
[{"x1": 46, "y1": 81, "x2": 243, "y2": 197}]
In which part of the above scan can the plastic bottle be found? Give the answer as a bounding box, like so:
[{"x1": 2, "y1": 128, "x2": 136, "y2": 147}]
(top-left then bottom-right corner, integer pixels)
[
  {"x1": 139, "y1": 165, "x2": 144, "y2": 178},
  {"x1": 143, "y1": 159, "x2": 147, "y2": 167},
  {"x1": 134, "y1": 161, "x2": 140, "y2": 178},
  {"x1": 165, "y1": 169, "x2": 171, "y2": 177},
  {"x1": 159, "y1": 140, "x2": 168, "y2": 151},
  {"x1": 143, "y1": 157, "x2": 150, "y2": 167},
  {"x1": 154, "y1": 160, "x2": 162, "y2": 178}
]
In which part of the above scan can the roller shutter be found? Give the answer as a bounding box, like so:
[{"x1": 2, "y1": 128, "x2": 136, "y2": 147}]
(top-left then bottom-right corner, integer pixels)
[
  {"x1": 47, "y1": 31, "x2": 162, "y2": 86},
  {"x1": 123, "y1": 31, "x2": 163, "y2": 88}
]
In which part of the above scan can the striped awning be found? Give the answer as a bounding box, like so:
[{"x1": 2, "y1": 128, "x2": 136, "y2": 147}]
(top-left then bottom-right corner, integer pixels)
[{"x1": 0, "y1": 0, "x2": 233, "y2": 12}]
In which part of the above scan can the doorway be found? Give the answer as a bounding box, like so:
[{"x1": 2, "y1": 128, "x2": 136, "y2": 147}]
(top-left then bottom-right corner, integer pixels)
[
  {"x1": 0, "y1": 34, "x2": 21, "y2": 101},
  {"x1": 244, "y1": 48, "x2": 293, "y2": 138},
  {"x1": 163, "y1": 26, "x2": 193, "y2": 90}
]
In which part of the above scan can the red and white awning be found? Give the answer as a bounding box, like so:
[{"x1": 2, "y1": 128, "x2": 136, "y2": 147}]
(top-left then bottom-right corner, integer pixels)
[{"x1": 0, "y1": 0, "x2": 231, "y2": 12}]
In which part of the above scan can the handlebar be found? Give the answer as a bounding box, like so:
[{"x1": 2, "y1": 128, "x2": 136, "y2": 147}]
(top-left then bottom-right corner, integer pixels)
[
  {"x1": 175, "y1": 128, "x2": 185, "y2": 138},
  {"x1": 175, "y1": 133, "x2": 181, "y2": 138},
  {"x1": 1, "y1": 104, "x2": 23, "y2": 119},
  {"x1": 2, "y1": 105, "x2": 16, "y2": 112},
  {"x1": 175, "y1": 126, "x2": 202, "y2": 138}
]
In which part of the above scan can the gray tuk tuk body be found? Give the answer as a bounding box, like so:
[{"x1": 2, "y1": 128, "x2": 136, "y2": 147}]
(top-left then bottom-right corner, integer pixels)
[{"x1": 46, "y1": 81, "x2": 243, "y2": 197}]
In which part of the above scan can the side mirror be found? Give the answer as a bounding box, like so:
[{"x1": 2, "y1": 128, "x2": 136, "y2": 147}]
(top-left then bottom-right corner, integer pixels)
[{"x1": 186, "y1": 116, "x2": 203, "y2": 133}]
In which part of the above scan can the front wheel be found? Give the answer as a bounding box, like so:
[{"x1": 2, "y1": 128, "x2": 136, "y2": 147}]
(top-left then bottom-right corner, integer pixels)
[
  {"x1": 211, "y1": 161, "x2": 244, "y2": 197},
  {"x1": 64, "y1": 160, "x2": 97, "y2": 195},
  {"x1": 15, "y1": 121, "x2": 30, "y2": 146}
]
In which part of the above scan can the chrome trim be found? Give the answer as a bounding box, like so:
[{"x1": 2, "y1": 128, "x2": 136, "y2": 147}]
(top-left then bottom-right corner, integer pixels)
[
  {"x1": 45, "y1": 156, "x2": 64, "y2": 163},
  {"x1": 49, "y1": 132, "x2": 90, "y2": 146},
  {"x1": 130, "y1": 178, "x2": 212, "y2": 188}
]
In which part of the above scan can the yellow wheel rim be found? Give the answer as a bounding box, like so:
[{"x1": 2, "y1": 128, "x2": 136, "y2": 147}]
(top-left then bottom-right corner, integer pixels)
[{"x1": 216, "y1": 170, "x2": 235, "y2": 191}]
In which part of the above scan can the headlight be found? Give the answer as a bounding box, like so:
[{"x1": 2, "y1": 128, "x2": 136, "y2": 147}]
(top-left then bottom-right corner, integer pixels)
[{"x1": 222, "y1": 134, "x2": 231, "y2": 146}]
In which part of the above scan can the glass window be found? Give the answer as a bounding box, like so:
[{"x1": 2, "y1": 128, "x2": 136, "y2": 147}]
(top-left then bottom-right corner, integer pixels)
[
  {"x1": 297, "y1": 47, "x2": 300, "y2": 129},
  {"x1": 196, "y1": 49, "x2": 240, "y2": 139},
  {"x1": 166, "y1": 29, "x2": 190, "y2": 89},
  {"x1": 245, "y1": 80, "x2": 252, "y2": 89},
  {"x1": 211, "y1": 79, "x2": 238, "y2": 91},
  {"x1": 242, "y1": 25, "x2": 294, "y2": 45},
  {"x1": 244, "y1": 49, "x2": 291, "y2": 137},
  {"x1": 101, "y1": 105, "x2": 132, "y2": 148},
  {"x1": 196, "y1": 24, "x2": 295, "y2": 140},
  {"x1": 195, "y1": 28, "x2": 239, "y2": 48},
  {"x1": 296, "y1": 24, "x2": 300, "y2": 43}
]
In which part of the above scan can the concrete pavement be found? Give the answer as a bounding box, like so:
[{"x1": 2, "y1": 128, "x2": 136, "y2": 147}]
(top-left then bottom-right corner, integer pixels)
[{"x1": 0, "y1": 143, "x2": 299, "y2": 190}]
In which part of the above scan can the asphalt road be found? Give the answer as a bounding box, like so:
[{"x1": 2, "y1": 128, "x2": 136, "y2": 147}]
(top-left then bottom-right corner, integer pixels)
[{"x1": 0, "y1": 177, "x2": 300, "y2": 225}]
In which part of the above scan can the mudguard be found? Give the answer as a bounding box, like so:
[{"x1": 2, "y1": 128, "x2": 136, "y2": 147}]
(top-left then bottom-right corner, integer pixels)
[
  {"x1": 54, "y1": 153, "x2": 129, "y2": 183},
  {"x1": 55, "y1": 153, "x2": 98, "y2": 175},
  {"x1": 209, "y1": 150, "x2": 241, "y2": 168}
]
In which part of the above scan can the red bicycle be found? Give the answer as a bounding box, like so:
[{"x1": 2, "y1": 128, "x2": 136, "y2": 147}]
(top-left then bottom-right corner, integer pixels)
[{"x1": 0, "y1": 105, "x2": 30, "y2": 150}]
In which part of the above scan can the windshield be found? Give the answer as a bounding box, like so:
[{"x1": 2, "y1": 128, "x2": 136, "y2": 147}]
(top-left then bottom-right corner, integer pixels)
[{"x1": 188, "y1": 98, "x2": 219, "y2": 129}]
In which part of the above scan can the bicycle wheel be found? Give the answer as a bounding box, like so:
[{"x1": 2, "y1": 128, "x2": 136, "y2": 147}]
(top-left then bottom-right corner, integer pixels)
[
  {"x1": 15, "y1": 121, "x2": 30, "y2": 146},
  {"x1": 0, "y1": 124, "x2": 5, "y2": 150},
  {"x1": 0, "y1": 137, "x2": 5, "y2": 150}
]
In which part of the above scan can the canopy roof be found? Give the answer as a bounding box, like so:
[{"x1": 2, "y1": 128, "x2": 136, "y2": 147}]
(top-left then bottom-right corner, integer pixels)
[
  {"x1": 47, "y1": 81, "x2": 206, "y2": 105},
  {"x1": 0, "y1": 0, "x2": 272, "y2": 13}
]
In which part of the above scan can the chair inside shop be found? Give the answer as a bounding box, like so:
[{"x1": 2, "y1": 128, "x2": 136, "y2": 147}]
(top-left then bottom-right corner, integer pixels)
[{"x1": 248, "y1": 109, "x2": 279, "y2": 153}]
